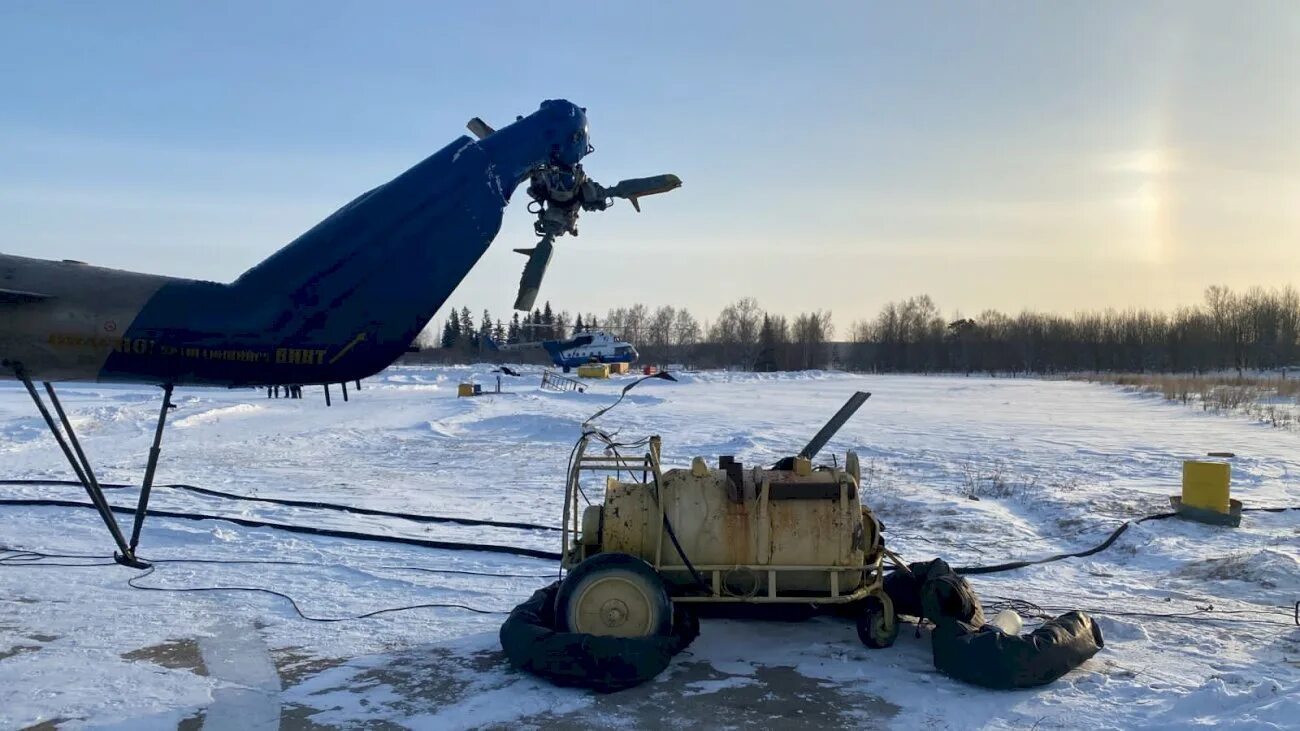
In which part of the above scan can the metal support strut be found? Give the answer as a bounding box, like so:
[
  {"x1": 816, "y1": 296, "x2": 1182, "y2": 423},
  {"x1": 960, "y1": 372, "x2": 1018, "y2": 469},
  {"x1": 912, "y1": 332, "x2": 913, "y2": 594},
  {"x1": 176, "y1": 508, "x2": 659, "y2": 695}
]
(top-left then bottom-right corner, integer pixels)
[
  {"x1": 14, "y1": 365, "x2": 172, "y2": 568},
  {"x1": 129, "y1": 384, "x2": 174, "y2": 553}
]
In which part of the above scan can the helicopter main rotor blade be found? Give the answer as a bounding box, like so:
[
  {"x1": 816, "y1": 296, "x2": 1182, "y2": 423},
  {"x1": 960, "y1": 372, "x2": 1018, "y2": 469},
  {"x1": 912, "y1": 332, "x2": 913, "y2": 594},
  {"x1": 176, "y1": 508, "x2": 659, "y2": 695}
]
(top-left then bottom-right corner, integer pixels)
[{"x1": 513, "y1": 234, "x2": 555, "y2": 311}]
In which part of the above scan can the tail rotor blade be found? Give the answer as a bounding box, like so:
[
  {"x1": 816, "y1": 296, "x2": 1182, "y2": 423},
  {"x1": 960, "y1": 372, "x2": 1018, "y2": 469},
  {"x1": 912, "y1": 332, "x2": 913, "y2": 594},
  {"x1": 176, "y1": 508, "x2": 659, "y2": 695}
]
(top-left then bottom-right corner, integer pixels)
[{"x1": 513, "y1": 235, "x2": 555, "y2": 311}]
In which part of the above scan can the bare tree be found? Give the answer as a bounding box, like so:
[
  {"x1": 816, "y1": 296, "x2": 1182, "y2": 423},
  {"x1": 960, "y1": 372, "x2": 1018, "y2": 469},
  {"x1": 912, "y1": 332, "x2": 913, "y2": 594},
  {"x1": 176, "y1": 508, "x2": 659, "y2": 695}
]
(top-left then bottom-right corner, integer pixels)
[
  {"x1": 648, "y1": 306, "x2": 676, "y2": 348},
  {"x1": 604, "y1": 307, "x2": 627, "y2": 337},
  {"x1": 708, "y1": 297, "x2": 764, "y2": 367},
  {"x1": 792, "y1": 310, "x2": 833, "y2": 369},
  {"x1": 674, "y1": 309, "x2": 701, "y2": 346},
  {"x1": 624, "y1": 304, "x2": 649, "y2": 343}
]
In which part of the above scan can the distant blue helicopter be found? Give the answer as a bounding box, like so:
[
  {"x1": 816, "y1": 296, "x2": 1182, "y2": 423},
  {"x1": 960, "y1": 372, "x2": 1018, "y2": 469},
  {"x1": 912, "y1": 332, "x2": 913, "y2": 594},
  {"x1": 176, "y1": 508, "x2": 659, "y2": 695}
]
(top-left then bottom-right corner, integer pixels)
[{"x1": 486, "y1": 328, "x2": 638, "y2": 371}]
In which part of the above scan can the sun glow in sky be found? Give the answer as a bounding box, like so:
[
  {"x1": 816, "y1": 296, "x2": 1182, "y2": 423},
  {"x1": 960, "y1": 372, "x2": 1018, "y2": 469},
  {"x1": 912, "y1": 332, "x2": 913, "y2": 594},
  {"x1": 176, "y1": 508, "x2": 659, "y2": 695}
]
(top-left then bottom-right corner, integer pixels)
[{"x1": 1, "y1": 1, "x2": 1296, "y2": 324}]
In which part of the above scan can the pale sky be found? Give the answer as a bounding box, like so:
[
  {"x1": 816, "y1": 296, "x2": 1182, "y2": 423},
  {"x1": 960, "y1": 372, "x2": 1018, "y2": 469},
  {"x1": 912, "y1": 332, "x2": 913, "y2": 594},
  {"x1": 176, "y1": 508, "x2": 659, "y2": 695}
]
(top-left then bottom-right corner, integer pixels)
[{"x1": 1, "y1": 2, "x2": 1297, "y2": 326}]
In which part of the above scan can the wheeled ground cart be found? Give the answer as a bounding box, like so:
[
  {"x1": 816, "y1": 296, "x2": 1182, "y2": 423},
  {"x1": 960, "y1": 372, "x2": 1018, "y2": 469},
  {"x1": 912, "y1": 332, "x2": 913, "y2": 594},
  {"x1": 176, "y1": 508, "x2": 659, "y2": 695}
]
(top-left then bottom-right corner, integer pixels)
[{"x1": 555, "y1": 398, "x2": 898, "y2": 649}]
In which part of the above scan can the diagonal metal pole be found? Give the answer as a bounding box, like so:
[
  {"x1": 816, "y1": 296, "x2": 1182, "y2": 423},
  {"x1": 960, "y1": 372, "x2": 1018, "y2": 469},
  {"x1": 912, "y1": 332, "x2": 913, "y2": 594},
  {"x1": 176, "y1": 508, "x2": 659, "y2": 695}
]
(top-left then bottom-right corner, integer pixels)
[
  {"x1": 129, "y1": 384, "x2": 174, "y2": 552},
  {"x1": 798, "y1": 391, "x2": 872, "y2": 461},
  {"x1": 16, "y1": 371, "x2": 136, "y2": 562},
  {"x1": 43, "y1": 383, "x2": 112, "y2": 514}
]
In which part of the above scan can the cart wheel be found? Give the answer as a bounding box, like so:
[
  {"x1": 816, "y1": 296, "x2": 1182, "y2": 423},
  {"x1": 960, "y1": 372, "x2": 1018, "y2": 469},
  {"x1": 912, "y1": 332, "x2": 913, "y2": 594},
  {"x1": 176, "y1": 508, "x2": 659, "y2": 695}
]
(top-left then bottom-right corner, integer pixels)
[
  {"x1": 856, "y1": 594, "x2": 898, "y2": 649},
  {"x1": 556, "y1": 552, "x2": 673, "y2": 638}
]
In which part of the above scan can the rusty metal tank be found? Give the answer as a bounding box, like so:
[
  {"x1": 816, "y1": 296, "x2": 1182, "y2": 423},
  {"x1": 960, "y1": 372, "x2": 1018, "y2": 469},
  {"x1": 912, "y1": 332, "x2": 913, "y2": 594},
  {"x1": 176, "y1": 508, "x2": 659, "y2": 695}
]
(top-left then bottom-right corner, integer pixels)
[{"x1": 588, "y1": 455, "x2": 875, "y2": 596}]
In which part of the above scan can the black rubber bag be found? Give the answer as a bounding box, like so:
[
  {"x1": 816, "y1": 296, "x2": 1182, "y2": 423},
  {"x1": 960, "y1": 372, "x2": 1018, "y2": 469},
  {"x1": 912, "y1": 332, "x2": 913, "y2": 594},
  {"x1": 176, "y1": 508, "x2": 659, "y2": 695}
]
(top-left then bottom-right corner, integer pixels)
[
  {"x1": 884, "y1": 558, "x2": 985, "y2": 626},
  {"x1": 931, "y1": 611, "x2": 1104, "y2": 689},
  {"x1": 499, "y1": 582, "x2": 699, "y2": 693}
]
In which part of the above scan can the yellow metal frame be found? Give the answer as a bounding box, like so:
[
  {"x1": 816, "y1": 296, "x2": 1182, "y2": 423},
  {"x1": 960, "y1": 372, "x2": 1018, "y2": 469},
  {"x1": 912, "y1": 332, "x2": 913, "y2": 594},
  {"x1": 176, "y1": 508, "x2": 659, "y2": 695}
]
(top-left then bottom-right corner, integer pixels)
[{"x1": 562, "y1": 433, "x2": 888, "y2": 606}]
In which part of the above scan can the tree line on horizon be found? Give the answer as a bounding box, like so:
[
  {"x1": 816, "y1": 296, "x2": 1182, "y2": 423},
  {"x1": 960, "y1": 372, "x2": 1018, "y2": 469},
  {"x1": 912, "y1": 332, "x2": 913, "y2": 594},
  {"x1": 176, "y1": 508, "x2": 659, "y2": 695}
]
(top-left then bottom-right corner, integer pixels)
[
  {"x1": 434, "y1": 301, "x2": 584, "y2": 350},
  {"x1": 417, "y1": 285, "x2": 1300, "y2": 374}
]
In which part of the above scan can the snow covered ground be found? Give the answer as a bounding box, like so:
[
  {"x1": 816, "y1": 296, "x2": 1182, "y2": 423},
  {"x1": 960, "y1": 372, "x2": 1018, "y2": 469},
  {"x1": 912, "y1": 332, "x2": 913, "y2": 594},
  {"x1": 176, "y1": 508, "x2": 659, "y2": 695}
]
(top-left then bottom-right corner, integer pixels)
[{"x1": 0, "y1": 367, "x2": 1296, "y2": 729}]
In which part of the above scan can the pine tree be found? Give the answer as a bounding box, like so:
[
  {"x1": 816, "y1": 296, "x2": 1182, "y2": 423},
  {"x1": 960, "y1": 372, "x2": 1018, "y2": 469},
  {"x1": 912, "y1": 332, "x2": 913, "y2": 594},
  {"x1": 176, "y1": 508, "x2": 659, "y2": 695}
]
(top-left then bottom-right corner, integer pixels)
[
  {"x1": 479, "y1": 309, "x2": 493, "y2": 349},
  {"x1": 542, "y1": 302, "x2": 555, "y2": 340},
  {"x1": 460, "y1": 307, "x2": 473, "y2": 349},
  {"x1": 507, "y1": 313, "x2": 521, "y2": 344},
  {"x1": 756, "y1": 314, "x2": 779, "y2": 371},
  {"x1": 443, "y1": 309, "x2": 461, "y2": 348}
]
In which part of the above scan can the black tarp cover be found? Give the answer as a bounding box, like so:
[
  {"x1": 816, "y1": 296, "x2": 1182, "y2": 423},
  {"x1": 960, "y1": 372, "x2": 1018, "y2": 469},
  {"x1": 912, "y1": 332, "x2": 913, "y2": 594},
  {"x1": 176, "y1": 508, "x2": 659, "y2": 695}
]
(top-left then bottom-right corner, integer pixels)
[
  {"x1": 884, "y1": 557, "x2": 1103, "y2": 689},
  {"x1": 884, "y1": 557, "x2": 985, "y2": 626},
  {"x1": 930, "y1": 611, "x2": 1105, "y2": 689}
]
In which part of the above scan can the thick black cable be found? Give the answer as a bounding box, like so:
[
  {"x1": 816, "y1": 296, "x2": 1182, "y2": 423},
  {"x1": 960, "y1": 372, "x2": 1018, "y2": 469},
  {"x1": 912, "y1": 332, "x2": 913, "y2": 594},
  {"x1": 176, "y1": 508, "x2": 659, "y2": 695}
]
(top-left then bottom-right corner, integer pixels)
[
  {"x1": 954, "y1": 516, "x2": 1164, "y2": 575},
  {"x1": 0, "y1": 498, "x2": 561, "y2": 561},
  {"x1": 649, "y1": 458, "x2": 711, "y2": 592},
  {"x1": 4, "y1": 562, "x2": 121, "y2": 567},
  {"x1": 145, "y1": 557, "x2": 554, "y2": 579},
  {"x1": 954, "y1": 506, "x2": 1300, "y2": 576},
  {"x1": 0, "y1": 479, "x2": 561, "y2": 533}
]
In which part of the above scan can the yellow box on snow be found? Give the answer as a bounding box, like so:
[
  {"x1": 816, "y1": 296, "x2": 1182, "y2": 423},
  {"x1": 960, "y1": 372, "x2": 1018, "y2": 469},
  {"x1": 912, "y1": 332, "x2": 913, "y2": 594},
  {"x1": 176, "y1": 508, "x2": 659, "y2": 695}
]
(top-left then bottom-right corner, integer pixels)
[
  {"x1": 457, "y1": 383, "x2": 475, "y2": 397},
  {"x1": 577, "y1": 364, "x2": 610, "y2": 379},
  {"x1": 1181, "y1": 461, "x2": 1230, "y2": 514}
]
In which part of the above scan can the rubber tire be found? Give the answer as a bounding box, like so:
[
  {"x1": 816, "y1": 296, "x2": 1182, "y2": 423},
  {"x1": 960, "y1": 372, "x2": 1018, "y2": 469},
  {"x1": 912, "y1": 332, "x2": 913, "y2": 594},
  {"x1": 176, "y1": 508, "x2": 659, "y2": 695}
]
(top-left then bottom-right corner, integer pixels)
[
  {"x1": 556, "y1": 552, "x2": 673, "y2": 638},
  {"x1": 672, "y1": 603, "x2": 700, "y2": 645},
  {"x1": 857, "y1": 595, "x2": 898, "y2": 649}
]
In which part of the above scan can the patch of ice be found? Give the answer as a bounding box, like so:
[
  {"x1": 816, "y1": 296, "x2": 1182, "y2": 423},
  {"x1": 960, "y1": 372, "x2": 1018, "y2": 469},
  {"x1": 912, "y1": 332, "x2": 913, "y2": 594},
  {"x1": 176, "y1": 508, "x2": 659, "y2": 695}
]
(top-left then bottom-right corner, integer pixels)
[{"x1": 682, "y1": 675, "x2": 761, "y2": 696}]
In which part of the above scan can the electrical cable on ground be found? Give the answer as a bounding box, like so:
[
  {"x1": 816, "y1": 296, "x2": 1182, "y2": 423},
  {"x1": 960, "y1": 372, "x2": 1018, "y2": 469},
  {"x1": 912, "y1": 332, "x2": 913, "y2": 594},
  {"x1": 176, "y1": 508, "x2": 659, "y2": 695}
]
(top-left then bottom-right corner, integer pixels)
[
  {"x1": 881, "y1": 503, "x2": 1300, "y2": 629},
  {"x1": 952, "y1": 505, "x2": 1300, "y2": 576},
  {"x1": 0, "y1": 479, "x2": 561, "y2": 533},
  {"x1": 0, "y1": 498, "x2": 561, "y2": 561}
]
